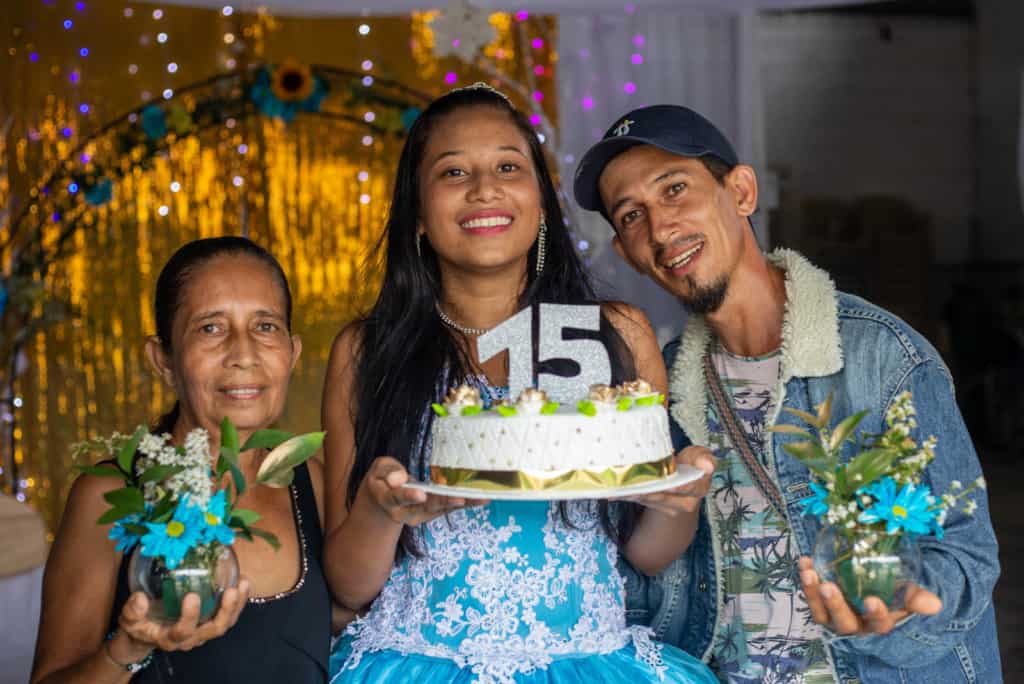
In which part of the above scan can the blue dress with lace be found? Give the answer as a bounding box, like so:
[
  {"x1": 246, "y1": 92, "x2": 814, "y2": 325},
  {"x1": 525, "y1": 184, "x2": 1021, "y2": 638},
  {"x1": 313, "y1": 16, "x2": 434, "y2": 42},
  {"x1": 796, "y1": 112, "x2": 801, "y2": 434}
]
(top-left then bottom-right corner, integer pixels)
[{"x1": 329, "y1": 384, "x2": 716, "y2": 684}]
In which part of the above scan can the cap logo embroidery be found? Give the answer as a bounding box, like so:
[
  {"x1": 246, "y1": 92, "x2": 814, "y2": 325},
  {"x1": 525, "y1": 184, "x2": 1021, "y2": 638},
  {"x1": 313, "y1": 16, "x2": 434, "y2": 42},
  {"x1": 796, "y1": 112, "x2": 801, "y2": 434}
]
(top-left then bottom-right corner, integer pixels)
[{"x1": 612, "y1": 119, "x2": 635, "y2": 137}]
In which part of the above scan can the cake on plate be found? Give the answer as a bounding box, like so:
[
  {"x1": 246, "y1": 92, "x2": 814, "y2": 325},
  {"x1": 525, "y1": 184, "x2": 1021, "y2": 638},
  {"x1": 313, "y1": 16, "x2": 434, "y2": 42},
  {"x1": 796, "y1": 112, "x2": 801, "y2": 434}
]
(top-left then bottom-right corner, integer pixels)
[{"x1": 429, "y1": 380, "x2": 675, "y2": 492}]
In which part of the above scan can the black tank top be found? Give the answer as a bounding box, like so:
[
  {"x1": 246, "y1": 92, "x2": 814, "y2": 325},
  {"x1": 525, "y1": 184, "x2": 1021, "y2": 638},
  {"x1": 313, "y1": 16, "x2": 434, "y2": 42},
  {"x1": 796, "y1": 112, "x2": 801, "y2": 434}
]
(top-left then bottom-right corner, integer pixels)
[{"x1": 111, "y1": 463, "x2": 330, "y2": 683}]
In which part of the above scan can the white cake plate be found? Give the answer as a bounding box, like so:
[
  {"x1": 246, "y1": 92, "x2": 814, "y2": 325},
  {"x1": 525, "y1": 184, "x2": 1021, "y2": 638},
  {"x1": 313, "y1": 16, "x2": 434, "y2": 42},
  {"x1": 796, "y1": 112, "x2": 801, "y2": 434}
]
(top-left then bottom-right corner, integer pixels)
[{"x1": 402, "y1": 464, "x2": 705, "y2": 501}]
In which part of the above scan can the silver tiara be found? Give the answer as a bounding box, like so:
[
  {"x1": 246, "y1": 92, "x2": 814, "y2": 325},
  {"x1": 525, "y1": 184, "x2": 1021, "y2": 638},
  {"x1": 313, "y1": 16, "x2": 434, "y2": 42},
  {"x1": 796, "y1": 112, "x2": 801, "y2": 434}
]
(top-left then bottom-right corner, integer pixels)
[{"x1": 448, "y1": 81, "x2": 512, "y2": 104}]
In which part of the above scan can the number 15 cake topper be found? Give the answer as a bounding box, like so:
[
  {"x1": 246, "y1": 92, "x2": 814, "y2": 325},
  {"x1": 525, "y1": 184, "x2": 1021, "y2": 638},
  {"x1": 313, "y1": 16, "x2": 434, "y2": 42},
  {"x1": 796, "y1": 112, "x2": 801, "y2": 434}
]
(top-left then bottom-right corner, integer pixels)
[{"x1": 476, "y1": 304, "x2": 611, "y2": 403}]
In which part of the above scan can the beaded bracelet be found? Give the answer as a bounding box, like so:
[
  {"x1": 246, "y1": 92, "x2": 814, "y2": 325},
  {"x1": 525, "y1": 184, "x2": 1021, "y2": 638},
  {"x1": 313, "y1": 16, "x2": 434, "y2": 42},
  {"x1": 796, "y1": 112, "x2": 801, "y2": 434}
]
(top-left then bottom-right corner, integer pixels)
[{"x1": 103, "y1": 632, "x2": 153, "y2": 674}]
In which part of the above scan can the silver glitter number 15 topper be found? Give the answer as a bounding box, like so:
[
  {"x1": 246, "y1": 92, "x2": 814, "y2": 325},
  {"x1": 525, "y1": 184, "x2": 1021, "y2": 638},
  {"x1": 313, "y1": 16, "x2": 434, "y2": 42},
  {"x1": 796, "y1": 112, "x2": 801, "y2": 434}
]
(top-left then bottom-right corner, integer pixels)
[{"x1": 476, "y1": 304, "x2": 611, "y2": 403}]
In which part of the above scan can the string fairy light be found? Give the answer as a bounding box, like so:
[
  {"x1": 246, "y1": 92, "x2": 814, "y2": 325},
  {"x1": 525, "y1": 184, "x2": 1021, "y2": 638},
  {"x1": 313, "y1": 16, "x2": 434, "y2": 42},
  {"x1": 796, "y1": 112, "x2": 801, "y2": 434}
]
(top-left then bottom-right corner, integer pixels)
[{"x1": 3, "y1": 1, "x2": 550, "y2": 530}]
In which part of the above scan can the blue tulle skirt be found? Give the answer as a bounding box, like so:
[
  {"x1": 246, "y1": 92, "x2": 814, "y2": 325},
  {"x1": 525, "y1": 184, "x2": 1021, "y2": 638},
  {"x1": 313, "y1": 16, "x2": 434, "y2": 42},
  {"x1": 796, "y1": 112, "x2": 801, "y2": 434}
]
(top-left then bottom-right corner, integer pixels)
[{"x1": 329, "y1": 639, "x2": 718, "y2": 684}]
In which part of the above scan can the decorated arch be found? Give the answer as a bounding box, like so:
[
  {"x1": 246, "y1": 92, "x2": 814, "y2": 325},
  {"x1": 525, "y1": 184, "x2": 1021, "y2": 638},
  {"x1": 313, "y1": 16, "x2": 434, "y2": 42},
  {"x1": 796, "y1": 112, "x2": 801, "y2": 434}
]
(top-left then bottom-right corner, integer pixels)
[{"x1": 2, "y1": 63, "x2": 430, "y2": 526}]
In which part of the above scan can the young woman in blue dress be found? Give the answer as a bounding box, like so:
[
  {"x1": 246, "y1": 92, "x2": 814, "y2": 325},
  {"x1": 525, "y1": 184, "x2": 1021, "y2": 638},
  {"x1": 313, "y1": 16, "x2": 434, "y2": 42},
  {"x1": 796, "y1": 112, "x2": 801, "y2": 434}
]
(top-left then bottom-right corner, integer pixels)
[{"x1": 321, "y1": 86, "x2": 718, "y2": 684}]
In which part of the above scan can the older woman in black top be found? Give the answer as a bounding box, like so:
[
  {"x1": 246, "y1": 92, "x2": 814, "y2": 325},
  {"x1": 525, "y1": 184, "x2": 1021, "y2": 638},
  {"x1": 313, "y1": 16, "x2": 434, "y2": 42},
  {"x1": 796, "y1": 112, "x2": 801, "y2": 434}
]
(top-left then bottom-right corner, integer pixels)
[{"x1": 31, "y1": 237, "x2": 346, "y2": 683}]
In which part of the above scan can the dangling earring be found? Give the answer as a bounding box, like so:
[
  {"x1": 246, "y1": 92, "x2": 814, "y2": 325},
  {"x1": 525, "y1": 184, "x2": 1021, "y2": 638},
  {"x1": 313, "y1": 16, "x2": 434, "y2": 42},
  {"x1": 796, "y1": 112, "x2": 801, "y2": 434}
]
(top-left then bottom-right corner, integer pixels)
[
  {"x1": 535, "y1": 218, "x2": 547, "y2": 276},
  {"x1": 416, "y1": 233, "x2": 422, "y2": 258}
]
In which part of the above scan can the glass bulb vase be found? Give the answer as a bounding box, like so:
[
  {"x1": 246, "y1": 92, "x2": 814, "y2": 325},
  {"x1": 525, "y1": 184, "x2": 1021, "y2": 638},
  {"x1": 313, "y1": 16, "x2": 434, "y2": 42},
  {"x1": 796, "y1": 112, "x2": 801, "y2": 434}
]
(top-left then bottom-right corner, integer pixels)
[
  {"x1": 128, "y1": 543, "x2": 239, "y2": 624},
  {"x1": 812, "y1": 525, "x2": 921, "y2": 614}
]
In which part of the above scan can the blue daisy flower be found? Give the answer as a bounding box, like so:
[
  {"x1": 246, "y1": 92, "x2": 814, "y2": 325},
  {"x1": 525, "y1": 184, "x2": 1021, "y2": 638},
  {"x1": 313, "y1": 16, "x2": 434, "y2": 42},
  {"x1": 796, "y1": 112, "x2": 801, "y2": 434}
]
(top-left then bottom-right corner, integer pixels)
[
  {"x1": 858, "y1": 477, "x2": 937, "y2": 537},
  {"x1": 800, "y1": 481, "x2": 831, "y2": 518},
  {"x1": 140, "y1": 105, "x2": 167, "y2": 140},
  {"x1": 140, "y1": 494, "x2": 205, "y2": 568},
  {"x1": 400, "y1": 106, "x2": 422, "y2": 132},
  {"x1": 108, "y1": 510, "x2": 147, "y2": 553},
  {"x1": 199, "y1": 490, "x2": 235, "y2": 546},
  {"x1": 83, "y1": 177, "x2": 113, "y2": 206}
]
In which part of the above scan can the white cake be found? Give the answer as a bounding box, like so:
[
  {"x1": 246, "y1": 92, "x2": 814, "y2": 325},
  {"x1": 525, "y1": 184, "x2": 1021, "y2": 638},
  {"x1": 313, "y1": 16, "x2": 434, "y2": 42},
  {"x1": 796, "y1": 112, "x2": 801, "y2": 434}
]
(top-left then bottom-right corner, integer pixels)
[{"x1": 429, "y1": 381, "x2": 675, "y2": 492}]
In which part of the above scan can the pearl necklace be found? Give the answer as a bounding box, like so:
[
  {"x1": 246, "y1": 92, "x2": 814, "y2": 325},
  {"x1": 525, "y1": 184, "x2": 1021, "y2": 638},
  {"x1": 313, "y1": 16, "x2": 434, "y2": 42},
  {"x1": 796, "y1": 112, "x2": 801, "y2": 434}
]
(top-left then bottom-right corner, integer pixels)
[{"x1": 436, "y1": 305, "x2": 490, "y2": 336}]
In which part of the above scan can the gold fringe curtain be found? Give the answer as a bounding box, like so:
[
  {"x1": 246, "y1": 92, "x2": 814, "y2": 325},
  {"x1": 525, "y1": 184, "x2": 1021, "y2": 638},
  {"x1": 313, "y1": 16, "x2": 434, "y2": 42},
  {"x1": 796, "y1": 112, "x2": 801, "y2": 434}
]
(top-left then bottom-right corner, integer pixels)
[
  {"x1": 17, "y1": 112, "x2": 401, "y2": 531},
  {"x1": 2, "y1": 3, "x2": 559, "y2": 533}
]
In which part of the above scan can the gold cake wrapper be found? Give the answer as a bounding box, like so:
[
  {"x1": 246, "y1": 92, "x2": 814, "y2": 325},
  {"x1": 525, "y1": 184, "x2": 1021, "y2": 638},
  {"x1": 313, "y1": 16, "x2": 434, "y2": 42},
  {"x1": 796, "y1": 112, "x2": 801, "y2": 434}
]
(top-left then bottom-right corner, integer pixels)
[{"x1": 431, "y1": 454, "x2": 675, "y2": 491}]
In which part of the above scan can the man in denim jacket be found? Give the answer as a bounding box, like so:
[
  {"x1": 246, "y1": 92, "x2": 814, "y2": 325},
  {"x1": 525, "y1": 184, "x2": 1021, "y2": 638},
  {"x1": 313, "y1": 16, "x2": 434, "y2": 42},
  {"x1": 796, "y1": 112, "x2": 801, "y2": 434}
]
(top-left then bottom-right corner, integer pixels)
[{"x1": 573, "y1": 105, "x2": 1001, "y2": 682}]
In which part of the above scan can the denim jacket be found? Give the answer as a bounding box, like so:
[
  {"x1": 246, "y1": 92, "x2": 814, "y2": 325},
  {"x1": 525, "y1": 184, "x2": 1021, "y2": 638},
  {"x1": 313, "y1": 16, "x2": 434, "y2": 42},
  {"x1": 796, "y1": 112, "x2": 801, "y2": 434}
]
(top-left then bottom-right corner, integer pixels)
[{"x1": 621, "y1": 249, "x2": 1002, "y2": 683}]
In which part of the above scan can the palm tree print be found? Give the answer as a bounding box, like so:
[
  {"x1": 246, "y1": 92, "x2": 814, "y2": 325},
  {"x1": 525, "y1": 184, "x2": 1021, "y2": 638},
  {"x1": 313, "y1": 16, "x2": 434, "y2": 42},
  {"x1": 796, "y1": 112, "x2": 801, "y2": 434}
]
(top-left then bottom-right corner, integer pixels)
[{"x1": 704, "y1": 349, "x2": 836, "y2": 682}]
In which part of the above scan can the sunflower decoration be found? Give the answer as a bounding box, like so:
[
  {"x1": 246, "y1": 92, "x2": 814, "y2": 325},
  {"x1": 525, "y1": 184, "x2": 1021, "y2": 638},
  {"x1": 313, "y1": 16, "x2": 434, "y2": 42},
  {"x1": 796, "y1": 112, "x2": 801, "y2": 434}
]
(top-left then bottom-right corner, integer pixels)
[{"x1": 250, "y1": 60, "x2": 328, "y2": 123}]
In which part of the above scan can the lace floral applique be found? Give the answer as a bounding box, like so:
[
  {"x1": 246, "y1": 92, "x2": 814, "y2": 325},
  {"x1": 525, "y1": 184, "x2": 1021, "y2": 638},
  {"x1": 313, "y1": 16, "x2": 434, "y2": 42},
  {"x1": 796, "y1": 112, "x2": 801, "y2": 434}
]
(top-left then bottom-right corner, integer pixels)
[
  {"x1": 339, "y1": 500, "x2": 665, "y2": 684},
  {"x1": 630, "y1": 625, "x2": 668, "y2": 680}
]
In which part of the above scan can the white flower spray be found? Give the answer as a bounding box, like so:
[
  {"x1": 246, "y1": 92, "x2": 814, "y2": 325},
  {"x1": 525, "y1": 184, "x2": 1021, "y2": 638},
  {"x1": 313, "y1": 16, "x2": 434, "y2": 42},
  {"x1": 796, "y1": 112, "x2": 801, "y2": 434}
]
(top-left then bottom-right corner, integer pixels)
[{"x1": 136, "y1": 429, "x2": 213, "y2": 508}]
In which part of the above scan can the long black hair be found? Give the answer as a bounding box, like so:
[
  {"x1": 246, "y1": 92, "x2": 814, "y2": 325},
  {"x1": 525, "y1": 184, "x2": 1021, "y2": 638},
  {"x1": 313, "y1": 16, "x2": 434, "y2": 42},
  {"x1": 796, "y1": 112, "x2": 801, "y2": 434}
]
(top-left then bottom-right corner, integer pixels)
[
  {"x1": 151, "y1": 236, "x2": 293, "y2": 435},
  {"x1": 347, "y1": 86, "x2": 640, "y2": 558}
]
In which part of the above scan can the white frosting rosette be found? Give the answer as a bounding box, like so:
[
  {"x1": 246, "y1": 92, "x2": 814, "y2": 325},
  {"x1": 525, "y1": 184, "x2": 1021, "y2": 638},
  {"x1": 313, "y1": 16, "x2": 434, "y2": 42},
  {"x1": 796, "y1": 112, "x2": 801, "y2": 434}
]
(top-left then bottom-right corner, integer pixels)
[
  {"x1": 515, "y1": 388, "x2": 549, "y2": 415},
  {"x1": 586, "y1": 384, "x2": 620, "y2": 413},
  {"x1": 618, "y1": 379, "x2": 660, "y2": 402},
  {"x1": 443, "y1": 385, "x2": 483, "y2": 414}
]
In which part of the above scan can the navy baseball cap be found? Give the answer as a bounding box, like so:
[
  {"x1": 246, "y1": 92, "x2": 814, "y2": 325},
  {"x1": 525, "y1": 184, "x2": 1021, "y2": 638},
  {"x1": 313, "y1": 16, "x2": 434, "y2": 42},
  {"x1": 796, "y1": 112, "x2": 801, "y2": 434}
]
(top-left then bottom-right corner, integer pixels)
[{"x1": 573, "y1": 104, "x2": 739, "y2": 215}]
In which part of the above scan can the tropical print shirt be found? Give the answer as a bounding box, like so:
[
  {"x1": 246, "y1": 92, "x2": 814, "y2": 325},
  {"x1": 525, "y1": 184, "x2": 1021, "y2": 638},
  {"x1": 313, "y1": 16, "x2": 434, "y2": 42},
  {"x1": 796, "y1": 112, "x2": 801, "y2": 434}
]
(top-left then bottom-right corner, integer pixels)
[{"x1": 706, "y1": 346, "x2": 835, "y2": 684}]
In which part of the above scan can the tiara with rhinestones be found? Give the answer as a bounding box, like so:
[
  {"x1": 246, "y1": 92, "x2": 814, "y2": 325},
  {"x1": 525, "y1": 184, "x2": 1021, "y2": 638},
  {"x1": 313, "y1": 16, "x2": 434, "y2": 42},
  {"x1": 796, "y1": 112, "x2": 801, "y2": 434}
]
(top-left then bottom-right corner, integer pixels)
[{"x1": 447, "y1": 81, "x2": 512, "y2": 104}]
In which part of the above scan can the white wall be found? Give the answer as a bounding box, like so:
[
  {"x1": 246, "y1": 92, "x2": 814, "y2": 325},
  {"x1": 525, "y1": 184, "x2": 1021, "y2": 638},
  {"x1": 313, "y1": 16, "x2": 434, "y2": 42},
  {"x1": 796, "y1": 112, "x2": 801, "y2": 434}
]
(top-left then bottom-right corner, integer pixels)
[
  {"x1": 976, "y1": 0, "x2": 1024, "y2": 262},
  {"x1": 558, "y1": 8, "x2": 759, "y2": 345},
  {"x1": 759, "y1": 13, "x2": 974, "y2": 265}
]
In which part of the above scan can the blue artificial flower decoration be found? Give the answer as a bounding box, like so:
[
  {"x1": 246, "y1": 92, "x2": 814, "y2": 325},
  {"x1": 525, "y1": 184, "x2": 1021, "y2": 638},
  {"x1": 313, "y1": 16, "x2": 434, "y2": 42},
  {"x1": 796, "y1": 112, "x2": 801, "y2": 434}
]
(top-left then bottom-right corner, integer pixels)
[
  {"x1": 140, "y1": 494, "x2": 205, "y2": 568},
  {"x1": 0, "y1": 282, "x2": 8, "y2": 318},
  {"x1": 108, "y1": 510, "x2": 147, "y2": 553},
  {"x1": 141, "y1": 105, "x2": 167, "y2": 140},
  {"x1": 858, "y1": 477, "x2": 937, "y2": 537},
  {"x1": 199, "y1": 490, "x2": 235, "y2": 546},
  {"x1": 800, "y1": 481, "x2": 830, "y2": 517},
  {"x1": 400, "y1": 106, "x2": 422, "y2": 132},
  {"x1": 83, "y1": 177, "x2": 113, "y2": 206},
  {"x1": 250, "y1": 62, "x2": 327, "y2": 124}
]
